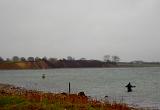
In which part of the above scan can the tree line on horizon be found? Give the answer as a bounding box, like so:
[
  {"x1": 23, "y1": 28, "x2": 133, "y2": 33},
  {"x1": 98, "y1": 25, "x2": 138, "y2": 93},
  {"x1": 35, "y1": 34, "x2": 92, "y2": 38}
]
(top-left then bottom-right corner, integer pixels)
[
  {"x1": 0, "y1": 55, "x2": 120, "y2": 63},
  {"x1": 0, "y1": 56, "x2": 160, "y2": 69},
  {"x1": 0, "y1": 55, "x2": 121, "y2": 68}
]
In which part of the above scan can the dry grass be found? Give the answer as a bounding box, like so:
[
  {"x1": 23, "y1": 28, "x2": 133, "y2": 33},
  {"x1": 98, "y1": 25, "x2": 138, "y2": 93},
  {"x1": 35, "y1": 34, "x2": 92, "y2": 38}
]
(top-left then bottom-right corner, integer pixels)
[{"x1": 0, "y1": 85, "x2": 135, "y2": 110}]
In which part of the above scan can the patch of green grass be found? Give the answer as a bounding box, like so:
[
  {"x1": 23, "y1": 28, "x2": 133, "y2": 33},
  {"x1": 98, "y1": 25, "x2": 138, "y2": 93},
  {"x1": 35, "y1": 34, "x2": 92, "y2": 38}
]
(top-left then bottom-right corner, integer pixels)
[
  {"x1": 0, "y1": 95, "x2": 132, "y2": 110},
  {"x1": 0, "y1": 96, "x2": 26, "y2": 106},
  {"x1": 0, "y1": 96, "x2": 74, "y2": 110}
]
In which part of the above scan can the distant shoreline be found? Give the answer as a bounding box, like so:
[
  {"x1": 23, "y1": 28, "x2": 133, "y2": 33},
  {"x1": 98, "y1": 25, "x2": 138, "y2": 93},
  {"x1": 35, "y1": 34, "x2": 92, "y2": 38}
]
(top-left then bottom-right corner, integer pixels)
[{"x1": 0, "y1": 60, "x2": 160, "y2": 70}]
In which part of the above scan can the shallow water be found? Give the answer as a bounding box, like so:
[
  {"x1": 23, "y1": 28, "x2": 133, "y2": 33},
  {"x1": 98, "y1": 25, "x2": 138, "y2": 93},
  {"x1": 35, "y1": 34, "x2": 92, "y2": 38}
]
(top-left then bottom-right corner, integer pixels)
[{"x1": 0, "y1": 67, "x2": 160, "y2": 109}]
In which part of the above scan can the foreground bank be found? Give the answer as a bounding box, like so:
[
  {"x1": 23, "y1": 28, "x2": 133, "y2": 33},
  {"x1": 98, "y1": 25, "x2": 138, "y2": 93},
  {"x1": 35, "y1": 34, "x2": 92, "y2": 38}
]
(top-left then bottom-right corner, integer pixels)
[{"x1": 0, "y1": 83, "x2": 137, "y2": 110}]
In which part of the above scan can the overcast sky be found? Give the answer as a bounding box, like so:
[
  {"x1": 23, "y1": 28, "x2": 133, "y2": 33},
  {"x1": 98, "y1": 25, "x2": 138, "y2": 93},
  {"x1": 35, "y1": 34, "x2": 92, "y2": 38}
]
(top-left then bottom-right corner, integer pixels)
[{"x1": 0, "y1": 0, "x2": 160, "y2": 61}]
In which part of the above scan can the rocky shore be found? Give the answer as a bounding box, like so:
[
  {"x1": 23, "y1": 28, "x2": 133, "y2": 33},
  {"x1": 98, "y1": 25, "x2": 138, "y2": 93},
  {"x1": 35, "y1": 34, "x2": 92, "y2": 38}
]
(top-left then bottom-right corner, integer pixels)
[{"x1": 0, "y1": 83, "x2": 137, "y2": 110}]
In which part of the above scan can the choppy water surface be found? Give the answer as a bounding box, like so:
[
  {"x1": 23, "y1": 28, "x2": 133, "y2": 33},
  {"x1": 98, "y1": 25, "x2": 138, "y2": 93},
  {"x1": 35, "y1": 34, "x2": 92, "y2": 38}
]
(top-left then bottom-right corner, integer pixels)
[{"x1": 0, "y1": 67, "x2": 160, "y2": 109}]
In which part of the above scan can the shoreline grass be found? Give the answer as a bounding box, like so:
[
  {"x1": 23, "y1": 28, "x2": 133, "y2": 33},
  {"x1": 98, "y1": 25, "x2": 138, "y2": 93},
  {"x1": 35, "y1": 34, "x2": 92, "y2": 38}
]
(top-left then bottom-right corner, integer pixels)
[{"x1": 0, "y1": 83, "x2": 136, "y2": 110}]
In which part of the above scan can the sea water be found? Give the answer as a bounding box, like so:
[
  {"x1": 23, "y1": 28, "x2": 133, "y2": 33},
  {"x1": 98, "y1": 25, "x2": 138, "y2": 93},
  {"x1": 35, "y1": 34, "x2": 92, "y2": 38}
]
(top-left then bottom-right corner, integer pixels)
[{"x1": 0, "y1": 67, "x2": 160, "y2": 109}]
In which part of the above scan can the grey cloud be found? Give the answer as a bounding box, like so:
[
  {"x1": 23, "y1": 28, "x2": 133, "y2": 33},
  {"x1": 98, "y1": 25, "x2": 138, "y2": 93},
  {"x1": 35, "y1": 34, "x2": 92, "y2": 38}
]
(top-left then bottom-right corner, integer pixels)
[{"x1": 0, "y1": 0, "x2": 160, "y2": 61}]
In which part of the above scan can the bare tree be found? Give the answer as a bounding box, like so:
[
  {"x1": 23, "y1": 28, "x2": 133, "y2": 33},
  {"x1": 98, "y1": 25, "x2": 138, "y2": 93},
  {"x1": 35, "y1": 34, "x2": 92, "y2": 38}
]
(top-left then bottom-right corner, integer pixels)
[
  {"x1": 12, "y1": 56, "x2": 20, "y2": 62},
  {"x1": 48, "y1": 58, "x2": 57, "y2": 63},
  {"x1": 6, "y1": 58, "x2": 11, "y2": 61},
  {"x1": 67, "y1": 56, "x2": 75, "y2": 61},
  {"x1": 0, "y1": 57, "x2": 4, "y2": 62},
  {"x1": 104, "y1": 55, "x2": 110, "y2": 62},
  {"x1": 20, "y1": 57, "x2": 26, "y2": 61},
  {"x1": 27, "y1": 57, "x2": 35, "y2": 61},
  {"x1": 35, "y1": 57, "x2": 41, "y2": 61},
  {"x1": 42, "y1": 56, "x2": 47, "y2": 61},
  {"x1": 111, "y1": 56, "x2": 120, "y2": 63}
]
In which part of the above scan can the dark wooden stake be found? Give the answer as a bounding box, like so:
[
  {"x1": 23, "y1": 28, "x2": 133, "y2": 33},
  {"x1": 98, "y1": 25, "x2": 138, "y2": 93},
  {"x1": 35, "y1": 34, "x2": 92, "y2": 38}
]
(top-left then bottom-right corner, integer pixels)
[{"x1": 69, "y1": 82, "x2": 71, "y2": 94}]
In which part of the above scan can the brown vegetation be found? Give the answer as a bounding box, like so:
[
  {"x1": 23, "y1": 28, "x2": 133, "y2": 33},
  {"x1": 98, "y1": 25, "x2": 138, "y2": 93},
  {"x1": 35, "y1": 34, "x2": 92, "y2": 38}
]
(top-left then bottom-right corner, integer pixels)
[
  {"x1": 0, "y1": 84, "x2": 135, "y2": 110},
  {"x1": 0, "y1": 61, "x2": 49, "y2": 70}
]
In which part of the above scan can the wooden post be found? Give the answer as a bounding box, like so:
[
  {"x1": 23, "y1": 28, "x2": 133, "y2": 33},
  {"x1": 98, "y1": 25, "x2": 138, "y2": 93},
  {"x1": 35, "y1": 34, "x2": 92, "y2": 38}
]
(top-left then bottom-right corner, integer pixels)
[{"x1": 69, "y1": 82, "x2": 70, "y2": 94}]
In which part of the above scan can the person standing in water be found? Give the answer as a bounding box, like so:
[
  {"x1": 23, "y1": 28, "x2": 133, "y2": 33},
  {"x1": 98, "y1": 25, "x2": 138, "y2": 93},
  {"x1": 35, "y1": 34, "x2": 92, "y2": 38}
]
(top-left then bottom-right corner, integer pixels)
[
  {"x1": 42, "y1": 74, "x2": 46, "y2": 79},
  {"x1": 125, "y1": 82, "x2": 136, "y2": 92}
]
